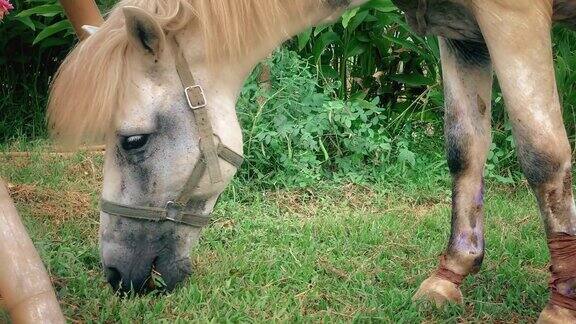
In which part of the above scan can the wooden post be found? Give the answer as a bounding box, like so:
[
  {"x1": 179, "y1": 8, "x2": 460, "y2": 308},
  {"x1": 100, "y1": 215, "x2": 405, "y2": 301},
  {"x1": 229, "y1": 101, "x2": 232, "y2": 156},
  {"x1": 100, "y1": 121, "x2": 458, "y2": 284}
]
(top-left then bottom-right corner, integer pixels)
[
  {"x1": 59, "y1": 0, "x2": 104, "y2": 40},
  {"x1": 0, "y1": 180, "x2": 65, "y2": 323}
]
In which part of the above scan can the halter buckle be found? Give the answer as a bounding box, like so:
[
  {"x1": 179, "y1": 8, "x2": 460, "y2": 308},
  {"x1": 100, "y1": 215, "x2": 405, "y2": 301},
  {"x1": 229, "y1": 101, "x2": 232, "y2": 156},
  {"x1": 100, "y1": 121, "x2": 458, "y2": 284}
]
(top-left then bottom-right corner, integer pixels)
[
  {"x1": 185, "y1": 85, "x2": 207, "y2": 110},
  {"x1": 165, "y1": 201, "x2": 182, "y2": 222}
]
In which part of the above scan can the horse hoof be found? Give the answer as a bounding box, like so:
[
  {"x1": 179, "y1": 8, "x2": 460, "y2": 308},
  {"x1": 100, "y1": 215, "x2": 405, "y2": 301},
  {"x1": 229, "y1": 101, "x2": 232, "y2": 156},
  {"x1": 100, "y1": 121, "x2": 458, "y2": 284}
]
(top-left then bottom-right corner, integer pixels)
[
  {"x1": 413, "y1": 276, "x2": 463, "y2": 307},
  {"x1": 537, "y1": 304, "x2": 576, "y2": 324}
]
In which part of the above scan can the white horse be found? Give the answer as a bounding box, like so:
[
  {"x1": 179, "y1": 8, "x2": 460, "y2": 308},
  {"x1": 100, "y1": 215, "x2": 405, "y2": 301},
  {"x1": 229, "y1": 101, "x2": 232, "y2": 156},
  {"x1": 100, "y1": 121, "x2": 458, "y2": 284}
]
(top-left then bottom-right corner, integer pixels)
[{"x1": 49, "y1": 1, "x2": 576, "y2": 322}]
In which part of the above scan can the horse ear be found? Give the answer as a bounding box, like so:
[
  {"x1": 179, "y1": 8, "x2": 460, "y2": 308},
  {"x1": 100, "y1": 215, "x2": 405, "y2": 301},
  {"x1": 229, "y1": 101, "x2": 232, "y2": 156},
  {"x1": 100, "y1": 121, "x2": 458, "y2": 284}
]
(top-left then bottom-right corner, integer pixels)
[
  {"x1": 122, "y1": 6, "x2": 165, "y2": 59},
  {"x1": 82, "y1": 25, "x2": 100, "y2": 36}
]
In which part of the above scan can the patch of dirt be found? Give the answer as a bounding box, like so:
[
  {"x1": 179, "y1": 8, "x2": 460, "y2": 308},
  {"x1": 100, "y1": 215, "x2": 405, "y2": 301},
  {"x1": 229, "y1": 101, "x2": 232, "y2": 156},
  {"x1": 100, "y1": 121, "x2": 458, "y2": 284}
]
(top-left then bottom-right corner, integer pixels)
[
  {"x1": 264, "y1": 183, "x2": 377, "y2": 218},
  {"x1": 65, "y1": 156, "x2": 103, "y2": 187},
  {"x1": 339, "y1": 183, "x2": 377, "y2": 208},
  {"x1": 265, "y1": 188, "x2": 320, "y2": 218},
  {"x1": 7, "y1": 183, "x2": 96, "y2": 224},
  {"x1": 412, "y1": 201, "x2": 445, "y2": 220},
  {"x1": 317, "y1": 257, "x2": 350, "y2": 280},
  {"x1": 193, "y1": 250, "x2": 220, "y2": 275},
  {"x1": 0, "y1": 155, "x2": 32, "y2": 169}
]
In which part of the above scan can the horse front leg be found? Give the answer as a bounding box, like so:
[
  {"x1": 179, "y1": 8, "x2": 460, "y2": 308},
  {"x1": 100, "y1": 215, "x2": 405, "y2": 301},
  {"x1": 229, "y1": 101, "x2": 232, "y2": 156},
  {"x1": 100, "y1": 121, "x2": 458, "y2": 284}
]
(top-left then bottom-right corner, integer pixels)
[
  {"x1": 473, "y1": 1, "x2": 576, "y2": 322},
  {"x1": 414, "y1": 37, "x2": 493, "y2": 306}
]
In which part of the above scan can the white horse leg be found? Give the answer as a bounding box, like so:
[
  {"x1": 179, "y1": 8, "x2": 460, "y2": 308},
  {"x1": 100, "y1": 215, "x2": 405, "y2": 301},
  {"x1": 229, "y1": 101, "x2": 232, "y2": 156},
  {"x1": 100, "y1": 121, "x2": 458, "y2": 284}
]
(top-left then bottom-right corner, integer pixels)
[
  {"x1": 474, "y1": 1, "x2": 576, "y2": 322},
  {"x1": 414, "y1": 37, "x2": 493, "y2": 306}
]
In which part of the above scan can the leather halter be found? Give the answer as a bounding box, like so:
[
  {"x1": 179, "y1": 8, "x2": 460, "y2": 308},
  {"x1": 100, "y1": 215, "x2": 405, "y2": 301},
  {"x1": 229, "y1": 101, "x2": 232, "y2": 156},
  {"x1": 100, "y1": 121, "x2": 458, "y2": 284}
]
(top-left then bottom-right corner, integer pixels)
[{"x1": 100, "y1": 39, "x2": 243, "y2": 228}]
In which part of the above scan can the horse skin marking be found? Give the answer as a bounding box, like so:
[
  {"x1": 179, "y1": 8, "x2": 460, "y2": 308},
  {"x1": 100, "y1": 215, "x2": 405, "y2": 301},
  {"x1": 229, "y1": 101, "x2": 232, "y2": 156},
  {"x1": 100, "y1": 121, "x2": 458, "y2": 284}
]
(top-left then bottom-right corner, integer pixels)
[
  {"x1": 476, "y1": 95, "x2": 487, "y2": 116},
  {"x1": 134, "y1": 21, "x2": 155, "y2": 54},
  {"x1": 516, "y1": 144, "x2": 560, "y2": 186},
  {"x1": 444, "y1": 109, "x2": 469, "y2": 175},
  {"x1": 445, "y1": 129, "x2": 470, "y2": 176},
  {"x1": 446, "y1": 39, "x2": 490, "y2": 67},
  {"x1": 540, "y1": 170, "x2": 576, "y2": 235}
]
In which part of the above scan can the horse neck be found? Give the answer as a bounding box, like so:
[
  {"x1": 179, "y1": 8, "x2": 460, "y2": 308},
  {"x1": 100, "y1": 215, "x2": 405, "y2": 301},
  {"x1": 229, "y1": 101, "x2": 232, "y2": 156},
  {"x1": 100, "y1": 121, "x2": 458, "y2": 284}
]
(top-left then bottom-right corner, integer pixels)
[
  {"x1": 239, "y1": 3, "x2": 338, "y2": 72},
  {"x1": 182, "y1": 2, "x2": 347, "y2": 94}
]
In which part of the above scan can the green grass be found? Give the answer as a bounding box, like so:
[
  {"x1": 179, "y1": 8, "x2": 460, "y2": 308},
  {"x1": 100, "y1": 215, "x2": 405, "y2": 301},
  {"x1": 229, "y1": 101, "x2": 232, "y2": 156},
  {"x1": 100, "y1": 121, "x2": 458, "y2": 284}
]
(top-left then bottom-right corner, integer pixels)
[{"x1": 0, "y1": 147, "x2": 552, "y2": 323}]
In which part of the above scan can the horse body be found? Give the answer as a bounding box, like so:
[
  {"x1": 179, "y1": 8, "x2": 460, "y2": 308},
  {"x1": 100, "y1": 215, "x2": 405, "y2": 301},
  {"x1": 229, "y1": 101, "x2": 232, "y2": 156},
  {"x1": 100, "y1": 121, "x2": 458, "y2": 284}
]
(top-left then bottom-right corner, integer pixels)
[
  {"x1": 49, "y1": 0, "x2": 576, "y2": 322},
  {"x1": 395, "y1": 0, "x2": 576, "y2": 41},
  {"x1": 555, "y1": 0, "x2": 576, "y2": 24},
  {"x1": 393, "y1": 1, "x2": 576, "y2": 322}
]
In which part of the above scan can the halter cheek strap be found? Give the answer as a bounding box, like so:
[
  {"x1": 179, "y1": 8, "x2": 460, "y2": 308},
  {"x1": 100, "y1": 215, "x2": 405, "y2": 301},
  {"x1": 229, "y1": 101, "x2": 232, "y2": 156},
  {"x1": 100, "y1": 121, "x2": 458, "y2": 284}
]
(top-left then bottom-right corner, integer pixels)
[
  {"x1": 175, "y1": 43, "x2": 223, "y2": 185},
  {"x1": 100, "y1": 39, "x2": 243, "y2": 228}
]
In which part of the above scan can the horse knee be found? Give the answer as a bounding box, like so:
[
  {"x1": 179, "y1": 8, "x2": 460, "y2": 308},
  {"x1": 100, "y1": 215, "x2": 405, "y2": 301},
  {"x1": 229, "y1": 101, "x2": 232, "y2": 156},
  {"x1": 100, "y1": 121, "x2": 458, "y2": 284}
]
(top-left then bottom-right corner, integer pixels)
[
  {"x1": 517, "y1": 140, "x2": 571, "y2": 187},
  {"x1": 517, "y1": 138, "x2": 576, "y2": 234},
  {"x1": 445, "y1": 113, "x2": 489, "y2": 177}
]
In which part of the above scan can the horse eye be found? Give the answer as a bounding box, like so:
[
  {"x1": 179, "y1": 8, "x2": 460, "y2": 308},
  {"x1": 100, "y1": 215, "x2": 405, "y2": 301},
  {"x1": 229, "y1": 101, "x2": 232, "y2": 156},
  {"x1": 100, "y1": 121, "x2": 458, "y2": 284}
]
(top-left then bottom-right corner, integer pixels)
[{"x1": 120, "y1": 134, "x2": 150, "y2": 151}]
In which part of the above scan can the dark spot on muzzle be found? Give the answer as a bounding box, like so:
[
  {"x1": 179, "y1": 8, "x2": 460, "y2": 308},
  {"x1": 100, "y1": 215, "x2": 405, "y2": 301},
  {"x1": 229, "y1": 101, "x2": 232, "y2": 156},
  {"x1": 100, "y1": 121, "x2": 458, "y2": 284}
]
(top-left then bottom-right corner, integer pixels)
[
  {"x1": 103, "y1": 253, "x2": 192, "y2": 295},
  {"x1": 104, "y1": 260, "x2": 153, "y2": 294},
  {"x1": 105, "y1": 266, "x2": 122, "y2": 291},
  {"x1": 100, "y1": 210, "x2": 198, "y2": 295}
]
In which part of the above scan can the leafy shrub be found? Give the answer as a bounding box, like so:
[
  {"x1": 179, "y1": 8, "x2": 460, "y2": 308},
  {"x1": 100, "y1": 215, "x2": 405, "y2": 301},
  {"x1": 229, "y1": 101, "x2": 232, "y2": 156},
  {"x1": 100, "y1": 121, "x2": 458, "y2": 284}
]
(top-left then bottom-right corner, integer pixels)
[
  {"x1": 237, "y1": 49, "x2": 439, "y2": 187},
  {"x1": 291, "y1": 0, "x2": 440, "y2": 104},
  {"x1": 2, "y1": 1, "x2": 576, "y2": 186}
]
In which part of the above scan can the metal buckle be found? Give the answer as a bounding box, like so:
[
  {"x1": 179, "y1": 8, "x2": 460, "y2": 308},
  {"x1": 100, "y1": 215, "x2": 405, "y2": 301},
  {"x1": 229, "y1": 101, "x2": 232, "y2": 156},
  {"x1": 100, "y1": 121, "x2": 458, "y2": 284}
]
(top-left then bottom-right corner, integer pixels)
[
  {"x1": 165, "y1": 201, "x2": 182, "y2": 222},
  {"x1": 184, "y1": 85, "x2": 207, "y2": 110}
]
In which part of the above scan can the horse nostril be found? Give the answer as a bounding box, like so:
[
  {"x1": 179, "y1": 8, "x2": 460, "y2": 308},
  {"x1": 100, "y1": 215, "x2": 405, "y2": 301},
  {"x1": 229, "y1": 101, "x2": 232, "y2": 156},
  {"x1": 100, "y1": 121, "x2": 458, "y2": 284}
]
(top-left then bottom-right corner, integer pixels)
[
  {"x1": 147, "y1": 258, "x2": 160, "y2": 290},
  {"x1": 105, "y1": 266, "x2": 122, "y2": 289}
]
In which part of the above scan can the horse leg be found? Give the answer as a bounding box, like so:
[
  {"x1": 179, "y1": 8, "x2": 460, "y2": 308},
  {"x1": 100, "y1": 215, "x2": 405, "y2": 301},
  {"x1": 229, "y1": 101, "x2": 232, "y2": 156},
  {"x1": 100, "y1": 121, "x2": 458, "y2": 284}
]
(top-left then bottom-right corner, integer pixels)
[
  {"x1": 473, "y1": 1, "x2": 576, "y2": 322},
  {"x1": 413, "y1": 37, "x2": 493, "y2": 306}
]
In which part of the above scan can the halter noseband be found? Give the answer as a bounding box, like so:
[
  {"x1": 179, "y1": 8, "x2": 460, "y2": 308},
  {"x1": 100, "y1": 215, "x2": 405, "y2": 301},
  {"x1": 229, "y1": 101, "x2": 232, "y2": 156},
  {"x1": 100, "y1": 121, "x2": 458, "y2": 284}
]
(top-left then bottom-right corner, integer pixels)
[{"x1": 100, "y1": 39, "x2": 243, "y2": 228}]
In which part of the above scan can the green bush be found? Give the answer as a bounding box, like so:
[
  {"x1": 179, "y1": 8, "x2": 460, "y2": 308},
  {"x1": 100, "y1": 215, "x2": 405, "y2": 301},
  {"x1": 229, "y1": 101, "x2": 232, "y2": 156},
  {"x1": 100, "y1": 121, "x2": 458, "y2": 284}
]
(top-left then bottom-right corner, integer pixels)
[
  {"x1": 2, "y1": 1, "x2": 576, "y2": 186},
  {"x1": 290, "y1": 0, "x2": 441, "y2": 107},
  {"x1": 237, "y1": 49, "x2": 442, "y2": 187}
]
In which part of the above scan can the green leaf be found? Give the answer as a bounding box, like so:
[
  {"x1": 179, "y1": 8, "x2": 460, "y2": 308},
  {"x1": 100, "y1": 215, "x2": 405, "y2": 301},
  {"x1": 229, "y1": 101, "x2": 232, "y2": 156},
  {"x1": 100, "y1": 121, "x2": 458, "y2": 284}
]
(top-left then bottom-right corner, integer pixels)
[
  {"x1": 312, "y1": 31, "x2": 340, "y2": 63},
  {"x1": 367, "y1": 0, "x2": 398, "y2": 12},
  {"x1": 381, "y1": 34, "x2": 425, "y2": 55},
  {"x1": 320, "y1": 65, "x2": 339, "y2": 79},
  {"x1": 297, "y1": 28, "x2": 312, "y2": 51},
  {"x1": 16, "y1": 4, "x2": 62, "y2": 18},
  {"x1": 341, "y1": 8, "x2": 359, "y2": 29},
  {"x1": 33, "y1": 20, "x2": 72, "y2": 45},
  {"x1": 39, "y1": 37, "x2": 70, "y2": 49},
  {"x1": 348, "y1": 10, "x2": 370, "y2": 32},
  {"x1": 314, "y1": 24, "x2": 330, "y2": 36},
  {"x1": 389, "y1": 74, "x2": 435, "y2": 87},
  {"x1": 16, "y1": 16, "x2": 36, "y2": 31},
  {"x1": 345, "y1": 38, "x2": 366, "y2": 58},
  {"x1": 398, "y1": 148, "x2": 416, "y2": 167}
]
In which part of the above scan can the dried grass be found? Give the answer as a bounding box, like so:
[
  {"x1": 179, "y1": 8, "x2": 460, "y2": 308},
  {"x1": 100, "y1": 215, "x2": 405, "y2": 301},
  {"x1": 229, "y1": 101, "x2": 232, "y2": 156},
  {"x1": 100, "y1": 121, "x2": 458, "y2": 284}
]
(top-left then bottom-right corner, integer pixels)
[{"x1": 8, "y1": 183, "x2": 95, "y2": 224}]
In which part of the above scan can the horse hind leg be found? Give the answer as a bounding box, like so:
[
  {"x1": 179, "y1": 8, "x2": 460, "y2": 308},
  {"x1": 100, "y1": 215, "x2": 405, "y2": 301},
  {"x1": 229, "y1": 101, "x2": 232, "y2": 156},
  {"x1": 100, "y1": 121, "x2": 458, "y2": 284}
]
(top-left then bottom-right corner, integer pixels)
[
  {"x1": 473, "y1": 1, "x2": 576, "y2": 322},
  {"x1": 414, "y1": 37, "x2": 493, "y2": 306}
]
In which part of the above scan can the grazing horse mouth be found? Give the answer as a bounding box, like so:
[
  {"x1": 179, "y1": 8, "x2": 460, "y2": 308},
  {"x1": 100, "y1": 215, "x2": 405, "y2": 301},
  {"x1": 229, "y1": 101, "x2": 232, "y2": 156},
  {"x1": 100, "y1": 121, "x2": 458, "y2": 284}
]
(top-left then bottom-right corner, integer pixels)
[
  {"x1": 105, "y1": 257, "x2": 174, "y2": 294},
  {"x1": 98, "y1": 34, "x2": 243, "y2": 295},
  {"x1": 98, "y1": 34, "x2": 243, "y2": 277}
]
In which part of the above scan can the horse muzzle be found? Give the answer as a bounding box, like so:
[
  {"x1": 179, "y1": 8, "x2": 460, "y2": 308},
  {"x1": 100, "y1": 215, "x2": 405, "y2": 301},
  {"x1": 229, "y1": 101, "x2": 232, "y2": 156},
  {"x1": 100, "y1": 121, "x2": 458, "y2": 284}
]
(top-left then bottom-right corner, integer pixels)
[{"x1": 99, "y1": 212, "x2": 195, "y2": 294}]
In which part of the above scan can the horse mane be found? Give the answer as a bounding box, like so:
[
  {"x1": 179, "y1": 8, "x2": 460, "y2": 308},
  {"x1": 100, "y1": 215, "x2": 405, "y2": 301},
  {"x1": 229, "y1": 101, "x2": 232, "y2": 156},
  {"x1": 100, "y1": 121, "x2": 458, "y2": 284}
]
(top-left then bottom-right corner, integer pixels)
[{"x1": 48, "y1": 0, "x2": 323, "y2": 146}]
